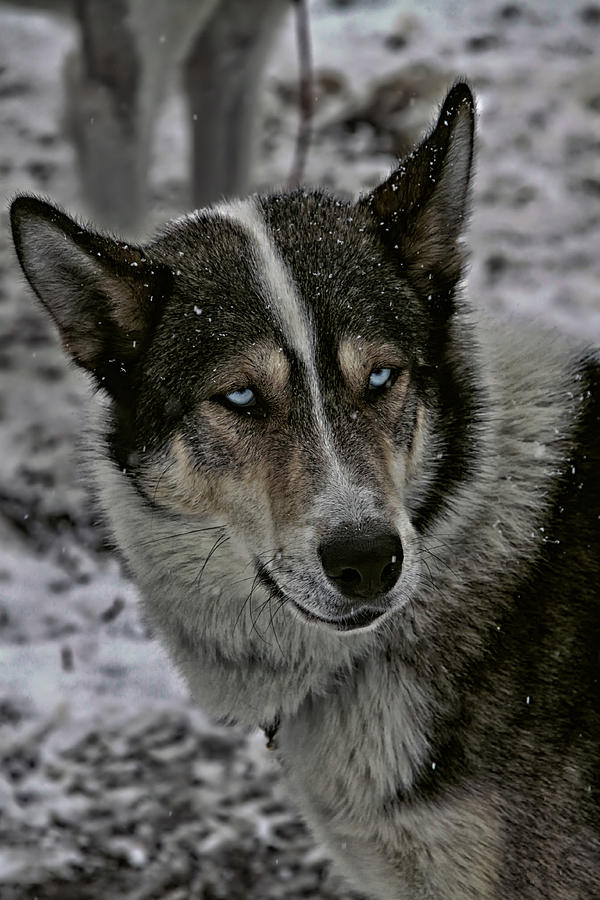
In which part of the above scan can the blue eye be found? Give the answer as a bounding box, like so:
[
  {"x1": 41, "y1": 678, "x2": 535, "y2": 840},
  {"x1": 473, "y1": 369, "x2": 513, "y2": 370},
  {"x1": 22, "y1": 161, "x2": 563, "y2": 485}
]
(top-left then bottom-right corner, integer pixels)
[
  {"x1": 368, "y1": 367, "x2": 393, "y2": 391},
  {"x1": 225, "y1": 387, "x2": 256, "y2": 408}
]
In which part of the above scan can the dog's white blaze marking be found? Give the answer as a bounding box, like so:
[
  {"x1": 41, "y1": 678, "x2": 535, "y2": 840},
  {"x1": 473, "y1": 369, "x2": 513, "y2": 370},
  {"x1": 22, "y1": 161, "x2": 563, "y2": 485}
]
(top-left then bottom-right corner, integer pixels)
[
  {"x1": 213, "y1": 197, "x2": 312, "y2": 367},
  {"x1": 213, "y1": 198, "x2": 351, "y2": 493}
]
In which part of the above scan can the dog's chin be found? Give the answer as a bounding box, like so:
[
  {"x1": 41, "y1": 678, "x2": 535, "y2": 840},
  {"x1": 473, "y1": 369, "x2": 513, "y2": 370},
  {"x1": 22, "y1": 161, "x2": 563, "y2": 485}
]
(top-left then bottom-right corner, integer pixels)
[
  {"x1": 291, "y1": 600, "x2": 387, "y2": 632},
  {"x1": 257, "y1": 567, "x2": 387, "y2": 633}
]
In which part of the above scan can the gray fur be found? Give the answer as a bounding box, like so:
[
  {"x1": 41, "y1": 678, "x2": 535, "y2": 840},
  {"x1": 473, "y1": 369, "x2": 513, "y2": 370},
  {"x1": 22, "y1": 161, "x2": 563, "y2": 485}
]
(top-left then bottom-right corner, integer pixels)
[{"x1": 10, "y1": 84, "x2": 600, "y2": 898}]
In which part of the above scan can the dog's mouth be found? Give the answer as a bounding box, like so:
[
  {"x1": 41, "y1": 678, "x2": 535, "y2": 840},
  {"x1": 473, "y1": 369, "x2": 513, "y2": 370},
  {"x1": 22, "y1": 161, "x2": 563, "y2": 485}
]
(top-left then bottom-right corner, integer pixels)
[{"x1": 256, "y1": 567, "x2": 386, "y2": 632}]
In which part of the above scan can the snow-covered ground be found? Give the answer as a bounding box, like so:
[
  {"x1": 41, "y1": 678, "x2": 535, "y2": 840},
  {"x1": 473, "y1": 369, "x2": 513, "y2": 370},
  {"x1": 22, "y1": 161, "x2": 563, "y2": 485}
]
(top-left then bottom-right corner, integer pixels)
[{"x1": 0, "y1": 0, "x2": 599, "y2": 896}]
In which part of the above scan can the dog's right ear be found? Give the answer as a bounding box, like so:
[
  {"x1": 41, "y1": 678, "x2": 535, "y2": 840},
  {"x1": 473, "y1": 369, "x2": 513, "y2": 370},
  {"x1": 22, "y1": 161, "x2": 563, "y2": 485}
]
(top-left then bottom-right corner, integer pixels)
[
  {"x1": 360, "y1": 82, "x2": 475, "y2": 316},
  {"x1": 10, "y1": 196, "x2": 171, "y2": 394}
]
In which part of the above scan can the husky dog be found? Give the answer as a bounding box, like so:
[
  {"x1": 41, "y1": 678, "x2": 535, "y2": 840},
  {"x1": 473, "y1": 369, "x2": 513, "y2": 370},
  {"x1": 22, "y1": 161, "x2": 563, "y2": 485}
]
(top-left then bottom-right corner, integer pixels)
[
  {"x1": 11, "y1": 83, "x2": 600, "y2": 898},
  {"x1": 8, "y1": 0, "x2": 287, "y2": 228}
]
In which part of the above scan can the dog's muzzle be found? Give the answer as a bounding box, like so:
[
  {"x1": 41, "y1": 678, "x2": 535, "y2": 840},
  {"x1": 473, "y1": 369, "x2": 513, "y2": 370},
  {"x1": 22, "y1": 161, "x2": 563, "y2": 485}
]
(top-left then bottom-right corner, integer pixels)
[{"x1": 257, "y1": 522, "x2": 403, "y2": 632}]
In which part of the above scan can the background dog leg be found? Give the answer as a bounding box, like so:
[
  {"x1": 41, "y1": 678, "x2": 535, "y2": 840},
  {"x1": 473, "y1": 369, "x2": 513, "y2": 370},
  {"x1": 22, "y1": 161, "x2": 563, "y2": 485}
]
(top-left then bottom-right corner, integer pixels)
[
  {"x1": 63, "y1": 0, "x2": 219, "y2": 230},
  {"x1": 184, "y1": 0, "x2": 288, "y2": 209}
]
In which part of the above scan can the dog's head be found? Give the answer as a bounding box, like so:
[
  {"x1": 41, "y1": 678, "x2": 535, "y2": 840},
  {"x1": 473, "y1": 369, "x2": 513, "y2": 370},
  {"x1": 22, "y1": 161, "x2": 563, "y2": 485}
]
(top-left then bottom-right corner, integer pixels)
[{"x1": 11, "y1": 84, "x2": 476, "y2": 640}]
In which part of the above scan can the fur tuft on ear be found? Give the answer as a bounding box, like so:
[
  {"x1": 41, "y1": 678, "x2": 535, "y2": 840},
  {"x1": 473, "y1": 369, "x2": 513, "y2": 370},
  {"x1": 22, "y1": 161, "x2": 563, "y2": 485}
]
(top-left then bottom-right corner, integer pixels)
[
  {"x1": 10, "y1": 196, "x2": 171, "y2": 395},
  {"x1": 361, "y1": 81, "x2": 475, "y2": 312}
]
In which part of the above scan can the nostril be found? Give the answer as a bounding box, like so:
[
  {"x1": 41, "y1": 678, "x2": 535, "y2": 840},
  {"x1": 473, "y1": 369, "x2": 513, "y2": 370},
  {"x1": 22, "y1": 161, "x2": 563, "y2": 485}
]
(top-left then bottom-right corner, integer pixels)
[
  {"x1": 338, "y1": 568, "x2": 362, "y2": 594},
  {"x1": 339, "y1": 567, "x2": 361, "y2": 588},
  {"x1": 381, "y1": 556, "x2": 402, "y2": 593}
]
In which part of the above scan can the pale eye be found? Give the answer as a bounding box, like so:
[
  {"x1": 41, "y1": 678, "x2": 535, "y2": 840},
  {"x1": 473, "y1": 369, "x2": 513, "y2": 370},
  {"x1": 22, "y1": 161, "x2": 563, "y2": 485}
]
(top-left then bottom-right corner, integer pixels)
[
  {"x1": 368, "y1": 367, "x2": 393, "y2": 391},
  {"x1": 225, "y1": 387, "x2": 256, "y2": 408}
]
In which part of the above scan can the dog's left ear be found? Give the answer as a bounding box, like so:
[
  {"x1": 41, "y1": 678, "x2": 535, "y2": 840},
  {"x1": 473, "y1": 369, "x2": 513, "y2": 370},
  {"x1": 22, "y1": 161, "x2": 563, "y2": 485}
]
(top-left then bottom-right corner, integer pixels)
[
  {"x1": 361, "y1": 82, "x2": 475, "y2": 311},
  {"x1": 10, "y1": 196, "x2": 171, "y2": 398}
]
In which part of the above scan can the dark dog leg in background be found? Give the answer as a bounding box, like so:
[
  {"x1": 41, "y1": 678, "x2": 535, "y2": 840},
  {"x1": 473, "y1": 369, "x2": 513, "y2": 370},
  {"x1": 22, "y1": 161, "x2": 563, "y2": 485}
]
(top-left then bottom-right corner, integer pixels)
[{"x1": 184, "y1": 0, "x2": 288, "y2": 210}]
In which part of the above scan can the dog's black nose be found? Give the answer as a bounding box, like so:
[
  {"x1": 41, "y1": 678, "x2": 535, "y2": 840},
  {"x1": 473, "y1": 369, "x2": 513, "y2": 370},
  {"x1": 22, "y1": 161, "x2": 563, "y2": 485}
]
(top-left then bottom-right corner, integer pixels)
[{"x1": 319, "y1": 523, "x2": 403, "y2": 602}]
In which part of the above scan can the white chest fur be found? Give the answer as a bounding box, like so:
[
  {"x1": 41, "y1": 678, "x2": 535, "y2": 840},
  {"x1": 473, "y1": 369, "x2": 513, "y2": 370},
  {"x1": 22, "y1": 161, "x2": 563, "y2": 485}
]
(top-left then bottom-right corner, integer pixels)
[{"x1": 279, "y1": 658, "x2": 501, "y2": 899}]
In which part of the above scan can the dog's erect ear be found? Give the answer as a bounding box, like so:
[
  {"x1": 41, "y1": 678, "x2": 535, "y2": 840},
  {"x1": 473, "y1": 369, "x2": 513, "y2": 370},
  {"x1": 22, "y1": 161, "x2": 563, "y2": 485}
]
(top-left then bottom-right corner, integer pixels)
[
  {"x1": 10, "y1": 196, "x2": 170, "y2": 393},
  {"x1": 361, "y1": 82, "x2": 475, "y2": 309}
]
